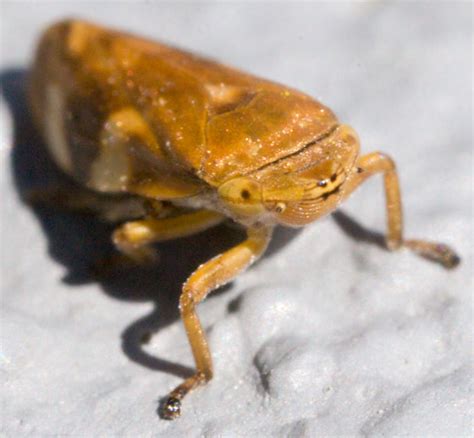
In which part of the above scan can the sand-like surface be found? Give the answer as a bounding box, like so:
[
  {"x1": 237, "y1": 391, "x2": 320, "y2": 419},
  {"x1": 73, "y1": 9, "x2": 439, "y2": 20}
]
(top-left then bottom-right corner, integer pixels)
[{"x1": 1, "y1": 3, "x2": 471, "y2": 436}]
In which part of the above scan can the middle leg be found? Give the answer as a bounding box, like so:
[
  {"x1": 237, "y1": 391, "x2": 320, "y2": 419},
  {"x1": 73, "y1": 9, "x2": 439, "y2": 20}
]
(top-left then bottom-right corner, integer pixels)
[{"x1": 112, "y1": 209, "x2": 226, "y2": 264}]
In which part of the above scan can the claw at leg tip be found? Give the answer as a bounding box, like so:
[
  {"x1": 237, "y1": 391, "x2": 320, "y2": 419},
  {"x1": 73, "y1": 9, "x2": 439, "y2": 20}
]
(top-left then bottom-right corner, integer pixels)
[
  {"x1": 437, "y1": 244, "x2": 461, "y2": 269},
  {"x1": 162, "y1": 397, "x2": 181, "y2": 420},
  {"x1": 405, "y1": 240, "x2": 461, "y2": 270}
]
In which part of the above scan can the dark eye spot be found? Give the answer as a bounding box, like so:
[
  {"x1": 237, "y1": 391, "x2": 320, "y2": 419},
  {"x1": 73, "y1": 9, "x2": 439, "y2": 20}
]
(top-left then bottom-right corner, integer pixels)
[
  {"x1": 330, "y1": 173, "x2": 337, "y2": 182},
  {"x1": 241, "y1": 189, "x2": 250, "y2": 200},
  {"x1": 317, "y1": 180, "x2": 328, "y2": 187}
]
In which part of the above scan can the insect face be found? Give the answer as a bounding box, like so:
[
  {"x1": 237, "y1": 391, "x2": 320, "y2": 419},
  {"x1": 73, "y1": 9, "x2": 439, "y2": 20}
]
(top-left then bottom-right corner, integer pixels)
[{"x1": 218, "y1": 125, "x2": 360, "y2": 226}]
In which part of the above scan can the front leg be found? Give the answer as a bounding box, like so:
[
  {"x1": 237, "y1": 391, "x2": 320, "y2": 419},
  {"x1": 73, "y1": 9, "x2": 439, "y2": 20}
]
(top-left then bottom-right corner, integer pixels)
[
  {"x1": 162, "y1": 226, "x2": 273, "y2": 420},
  {"x1": 343, "y1": 152, "x2": 460, "y2": 268}
]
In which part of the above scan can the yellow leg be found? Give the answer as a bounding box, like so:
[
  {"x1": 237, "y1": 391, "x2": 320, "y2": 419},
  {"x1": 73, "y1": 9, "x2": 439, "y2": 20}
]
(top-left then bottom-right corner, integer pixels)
[
  {"x1": 162, "y1": 226, "x2": 273, "y2": 419},
  {"x1": 112, "y1": 210, "x2": 226, "y2": 264},
  {"x1": 344, "y1": 152, "x2": 460, "y2": 268}
]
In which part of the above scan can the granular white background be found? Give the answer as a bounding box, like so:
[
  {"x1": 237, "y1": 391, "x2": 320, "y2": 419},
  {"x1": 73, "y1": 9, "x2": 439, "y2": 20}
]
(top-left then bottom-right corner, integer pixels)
[{"x1": 1, "y1": 2, "x2": 472, "y2": 437}]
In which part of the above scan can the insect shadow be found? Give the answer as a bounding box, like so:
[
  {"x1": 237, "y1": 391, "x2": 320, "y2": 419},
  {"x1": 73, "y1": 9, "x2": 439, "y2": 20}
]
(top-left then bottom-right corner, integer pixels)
[{"x1": 2, "y1": 67, "x2": 384, "y2": 381}]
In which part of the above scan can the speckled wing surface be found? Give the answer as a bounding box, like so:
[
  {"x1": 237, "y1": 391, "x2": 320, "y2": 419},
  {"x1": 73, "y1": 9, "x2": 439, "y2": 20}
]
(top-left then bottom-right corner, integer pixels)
[{"x1": 29, "y1": 20, "x2": 338, "y2": 198}]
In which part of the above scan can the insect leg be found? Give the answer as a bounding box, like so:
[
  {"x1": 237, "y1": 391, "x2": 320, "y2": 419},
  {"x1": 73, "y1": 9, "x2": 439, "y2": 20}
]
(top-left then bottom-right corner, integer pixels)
[
  {"x1": 162, "y1": 226, "x2": 273, "y2": 420},
  {"x1": 343, "y1": 152, "x2": 460, "y2": 268},
  {"x1": 112, "y1": 210, "x2": 225, "y2": 264}
]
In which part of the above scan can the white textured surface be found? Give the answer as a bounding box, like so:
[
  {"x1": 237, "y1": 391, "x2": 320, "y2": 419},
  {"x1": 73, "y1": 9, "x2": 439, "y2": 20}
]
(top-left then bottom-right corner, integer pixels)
[{"x1": 1, "y1": 3, "x2": 472, "y2": 437}]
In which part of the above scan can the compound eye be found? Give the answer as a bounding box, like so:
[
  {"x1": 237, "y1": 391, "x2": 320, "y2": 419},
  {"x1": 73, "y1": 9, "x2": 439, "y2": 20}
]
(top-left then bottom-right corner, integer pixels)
[{"x1": 218, "y1": 177, "x2": 262, "y2": 205}]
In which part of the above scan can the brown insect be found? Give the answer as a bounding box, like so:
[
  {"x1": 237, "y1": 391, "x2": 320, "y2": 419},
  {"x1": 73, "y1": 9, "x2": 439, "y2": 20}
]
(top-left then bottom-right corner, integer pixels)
[{"x1": 29, "y1": 20, "x2": 460, "y2": 419}]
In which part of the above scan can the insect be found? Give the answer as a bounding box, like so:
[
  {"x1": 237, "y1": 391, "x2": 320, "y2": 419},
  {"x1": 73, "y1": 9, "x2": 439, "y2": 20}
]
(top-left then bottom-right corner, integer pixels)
[{"x1": 29, "y1": 19, "x2": 460, "y2": 420}]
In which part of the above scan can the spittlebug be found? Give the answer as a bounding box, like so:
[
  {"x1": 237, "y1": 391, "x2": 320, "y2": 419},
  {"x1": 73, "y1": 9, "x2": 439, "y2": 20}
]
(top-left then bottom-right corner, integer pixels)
[{"x1": 29, "y1": 20, "x2": 460, "y2": 419}]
